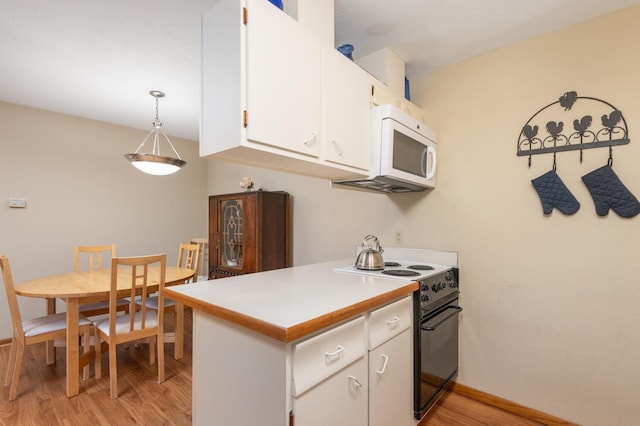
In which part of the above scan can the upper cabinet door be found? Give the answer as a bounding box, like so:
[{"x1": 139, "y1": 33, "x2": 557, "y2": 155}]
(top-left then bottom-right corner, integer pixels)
[
  {"x1": 245, "y1": 0, "x2": 322, "y2": 158},
  {"x1": 322, "y1": 49, "x2": 372, "y2": 171}
]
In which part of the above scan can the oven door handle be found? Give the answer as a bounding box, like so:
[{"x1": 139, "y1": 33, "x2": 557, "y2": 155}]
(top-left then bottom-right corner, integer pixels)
[{"x1": 421, "y1": 306, "x2": 463, "y2": 331}]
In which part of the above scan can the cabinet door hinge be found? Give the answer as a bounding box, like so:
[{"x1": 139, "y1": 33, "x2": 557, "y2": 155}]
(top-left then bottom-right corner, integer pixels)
[
  {"x1": 243, "y1": 110, "x2": 248, "y2": 128},
  {"x1": 243, "y1": 7, "x2": 248, "y2": 25}
]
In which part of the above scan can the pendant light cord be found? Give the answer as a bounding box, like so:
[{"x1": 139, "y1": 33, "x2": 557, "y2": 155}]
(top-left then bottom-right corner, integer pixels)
[{"x1": 131, "y1": 91, "x2": 183, "y2": 160}]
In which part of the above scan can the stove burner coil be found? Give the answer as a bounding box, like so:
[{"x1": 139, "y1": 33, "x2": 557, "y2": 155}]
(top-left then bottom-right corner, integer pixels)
[
  {"x1": 384, "y1": 262, "x2": 401, "y2": 267},
  {"x1": 408, "y1": 264, "x2": 434, "y2": 271},
  {"x1": 382, "y1": 269, "x2": 421, "y2": 277}
]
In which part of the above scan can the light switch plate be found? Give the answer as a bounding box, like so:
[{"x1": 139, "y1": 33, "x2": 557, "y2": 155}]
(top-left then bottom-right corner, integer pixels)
[{"x1": 7, "y1": 198, "x2": 27, "y2": 208}]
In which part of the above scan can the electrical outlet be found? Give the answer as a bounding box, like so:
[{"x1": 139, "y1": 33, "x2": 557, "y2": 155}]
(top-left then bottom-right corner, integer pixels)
[{"x1": 395, "y1": 231, "x2": 402, "y2": 245}]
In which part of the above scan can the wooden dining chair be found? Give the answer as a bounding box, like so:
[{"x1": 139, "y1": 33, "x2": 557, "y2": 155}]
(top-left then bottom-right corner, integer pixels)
[
  {"x1": 93, "y1": 253, "x2": 167, "y2": 399},
  {"x1": 135, "y1": 243, "x2": 199, "y2": 355},
  {"x1": 0, "y1": 254, "x2": 93, "y2": 401},
  {"x1": 140, "y1": 243, "x2": 199, "y2": 310},
  {"x1": 74, "y1": 245, "x2": 129, "y2": 317},
  {"x1": 188, "y1": 238, "x2": 208, "y2": 281}
]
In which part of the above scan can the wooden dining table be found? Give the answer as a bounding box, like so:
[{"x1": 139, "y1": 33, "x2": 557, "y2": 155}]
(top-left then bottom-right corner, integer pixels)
[{"x1": 14, "y1": 265, "x2": 195, "y2": 397}]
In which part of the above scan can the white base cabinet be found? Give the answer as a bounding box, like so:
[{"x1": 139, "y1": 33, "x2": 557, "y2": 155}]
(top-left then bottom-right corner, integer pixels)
[
  {"x1": 294, "y1": 358, "x2": 367, "y2": 426},
  {"x1": 191, "y1": 296, "x2": 413, "y2": 426},
  {"x1": 292, "y1": 316, "x2": 367, "y2": 425},
  {"x1": 368, "y1": 296, "x2": 414, "y2": 426},
  {"x1": 192, "y1": 311, "x2": 290, "y2": 426},
  {"x1": 369, "y1": 329, "x2": 414, "y2": 426}
]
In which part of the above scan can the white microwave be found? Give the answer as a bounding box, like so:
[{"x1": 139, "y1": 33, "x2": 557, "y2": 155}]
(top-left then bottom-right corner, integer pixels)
[{"x1": 333, "y1": 104, "x2": 437, "y2": 193}]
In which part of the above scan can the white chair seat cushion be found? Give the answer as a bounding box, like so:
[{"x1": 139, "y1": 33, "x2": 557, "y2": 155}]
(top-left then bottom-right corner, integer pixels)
[
  {"x1": 80, "y1": 298, "x2": 130, "y2": 313},
  {"x1": 94, "y1": 311, "x2": 158, "y2": 337},
  {"x1": 135, "y1": 295, "x2": 175, "y2": 310},
  {"x1": 23, "y1": 312, "x2": 91, "y2": 337}
]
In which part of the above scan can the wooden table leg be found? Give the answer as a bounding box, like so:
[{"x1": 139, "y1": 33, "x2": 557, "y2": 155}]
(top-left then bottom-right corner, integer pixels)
[
  {"x1": 65, "y1": 297, "x2": 80, "y2": 397},
  {"x1": 46, "y1": 298, "x2": 56, "y2": 365},
  {"x1": 174, "y1": 300, "x2": 184, "y2": 359}
]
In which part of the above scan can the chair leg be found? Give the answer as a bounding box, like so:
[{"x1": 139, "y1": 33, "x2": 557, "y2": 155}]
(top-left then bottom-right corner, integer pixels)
[
  {"x1": 8, "y1": 341, "x2": 25, "y2": 401},
  {"x1": 82, "y1": 327, "x2": 91, "y2": 380},
  {"x1": 4, "y1": 339, "x2": 16, "y2": 386},
  {"x1": 149, "y1": 335, "x2": 156, "y2": 365},
  {"x1": 175, "y1": 304, "x2": 184, "y2": 359},
  {"x1": 94, "y1": 331, "x2": 102, "y2": 380},
  {"x1": 109, "y1": 341, "x2": 118, "y2": 399},
  {"x1": 157, "y1": 329, "x2": 165, "y2": 384}
]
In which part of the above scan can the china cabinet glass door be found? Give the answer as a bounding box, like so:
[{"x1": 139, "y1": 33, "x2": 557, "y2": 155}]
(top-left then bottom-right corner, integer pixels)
[{"x1": 220, "y1": 198, "x2": 243, "y2": 269}]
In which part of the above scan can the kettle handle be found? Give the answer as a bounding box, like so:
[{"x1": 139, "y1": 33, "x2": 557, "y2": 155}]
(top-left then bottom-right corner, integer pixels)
[{"x1": 361, "y1": 235, "x2": 383, "y2": 253}]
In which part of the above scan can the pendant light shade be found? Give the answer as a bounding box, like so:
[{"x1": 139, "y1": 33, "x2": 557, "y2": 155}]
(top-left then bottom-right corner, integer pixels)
[{"x1": 125, "y1": 90, "x2": 186, "y2": 175}]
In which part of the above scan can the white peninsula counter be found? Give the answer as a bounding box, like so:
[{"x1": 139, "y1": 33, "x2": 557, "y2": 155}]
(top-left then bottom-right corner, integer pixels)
[{"x1": 164, "y1": 258, "x2": 419, "y2": 426}]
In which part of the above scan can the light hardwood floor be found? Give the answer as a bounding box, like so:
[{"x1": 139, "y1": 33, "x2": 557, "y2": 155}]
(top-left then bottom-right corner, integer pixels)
[{"x1": 1, "y1": 308, "x2": 548, "y2": 425}]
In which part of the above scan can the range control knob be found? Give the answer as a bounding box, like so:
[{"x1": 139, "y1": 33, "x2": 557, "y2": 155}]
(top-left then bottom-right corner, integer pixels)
[{"x1": 420, "y1": 294, "x2": 429, "y2": 302}]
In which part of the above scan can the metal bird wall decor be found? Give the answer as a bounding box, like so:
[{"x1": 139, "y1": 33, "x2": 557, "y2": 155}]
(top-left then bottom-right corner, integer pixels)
[{"x1": 517, "y1": 91, "x2": 629, "y2": 167}]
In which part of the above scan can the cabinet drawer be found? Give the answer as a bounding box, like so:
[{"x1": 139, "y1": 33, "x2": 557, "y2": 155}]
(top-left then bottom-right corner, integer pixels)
[
  {"x1": 369, "y1": 296, "x2": 412, "y2": 349},
  {"x1": 293, "y1": 316, "x2": 365, "y2": 396}
]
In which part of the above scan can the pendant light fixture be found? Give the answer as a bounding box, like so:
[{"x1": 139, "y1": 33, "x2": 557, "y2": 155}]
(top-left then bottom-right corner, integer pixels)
[{"x1": 125, "y1": 90, "x2": 186, "y2": 176}]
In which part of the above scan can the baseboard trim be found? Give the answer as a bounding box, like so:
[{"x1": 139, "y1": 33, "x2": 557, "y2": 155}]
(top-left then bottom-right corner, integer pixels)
[{"x1": 449, "y1": 382, "x2": 579, "y2": 426}]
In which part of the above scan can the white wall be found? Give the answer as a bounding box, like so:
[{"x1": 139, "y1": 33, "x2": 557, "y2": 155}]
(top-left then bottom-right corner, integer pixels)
[
  {"x1": 409, "y1": 6, "x2": 640, "y2": 425},
  {"x1": 0, "y1": 102, "x2": 208, "y2": 338}
]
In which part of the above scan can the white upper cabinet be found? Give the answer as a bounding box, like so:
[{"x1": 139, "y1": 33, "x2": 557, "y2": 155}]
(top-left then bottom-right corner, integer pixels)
[
  {"x1": 202, "y1": 0, "x2": 322, "y2": 157},
  {"x1": 245, "y1": 0, "x2": 322, "y2": 157},
  {"x1": 201, "y1": 0, "x2": 372, "y2": 180},
  {"x1": 322, "y1": 48, "x2": 372, "y2": 171}
]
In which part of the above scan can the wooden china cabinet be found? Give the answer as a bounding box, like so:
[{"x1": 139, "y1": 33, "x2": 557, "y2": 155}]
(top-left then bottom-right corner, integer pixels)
[{"x1": 208, "y1": 190, "x2": 291, "y2": 279}]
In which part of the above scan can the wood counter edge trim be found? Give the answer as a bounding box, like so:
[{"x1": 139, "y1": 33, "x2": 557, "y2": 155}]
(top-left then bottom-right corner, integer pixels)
[
  {"x1": 284, "y1": 283, "x2": 417, "y2": 342},
  {"x1": 448, "y1": 382, "x2": 578, "y2": 426},
  {"x1": 164, "y1": 282, "x2": 417, "y2": 343}
]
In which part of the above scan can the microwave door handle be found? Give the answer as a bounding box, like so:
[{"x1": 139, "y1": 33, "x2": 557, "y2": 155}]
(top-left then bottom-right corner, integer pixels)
[
  {"x1": 421, "y1": 148, "x2": 428, "y2": 177},
  {"x1": 426, "y1": 145, "x2": 437, "y2": 180}
]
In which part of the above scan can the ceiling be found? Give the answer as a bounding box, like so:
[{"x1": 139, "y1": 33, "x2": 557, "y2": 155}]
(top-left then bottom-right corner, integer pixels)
[{"x1": 1, "y1": 0, "x2": 639, "y2": 142}]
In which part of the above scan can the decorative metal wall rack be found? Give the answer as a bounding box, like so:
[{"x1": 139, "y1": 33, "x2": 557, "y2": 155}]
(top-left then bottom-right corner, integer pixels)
[{"x1": 517, "y1": 91, "x2": 629, "y2": 167}]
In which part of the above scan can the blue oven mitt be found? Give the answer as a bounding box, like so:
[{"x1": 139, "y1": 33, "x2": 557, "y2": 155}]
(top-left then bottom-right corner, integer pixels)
[
  {"x1": 581, "y1": 165, "x2": 640, "y2": 217},
  {"x1": 531, "y1": 169, "x2": 580, "y2": 215}
]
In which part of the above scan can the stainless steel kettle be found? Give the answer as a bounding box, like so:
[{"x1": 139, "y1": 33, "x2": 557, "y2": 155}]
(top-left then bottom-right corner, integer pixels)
[{"x1": 355, "y1": 235, "x2": 385, "y2": 270}]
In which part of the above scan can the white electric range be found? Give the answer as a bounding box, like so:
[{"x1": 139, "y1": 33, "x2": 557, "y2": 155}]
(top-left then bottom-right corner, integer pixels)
[
  {"x1": 335, "y1": 246, "x2": 461, "y2": 421},
  {"x1": 334, "y1": 247, "x2": 458, "y2": 281}
]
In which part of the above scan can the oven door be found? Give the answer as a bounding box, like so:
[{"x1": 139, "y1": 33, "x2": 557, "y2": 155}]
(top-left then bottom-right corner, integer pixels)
[{"x1": 415, "y1": 297, "x2": 462, "y2": 419}]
